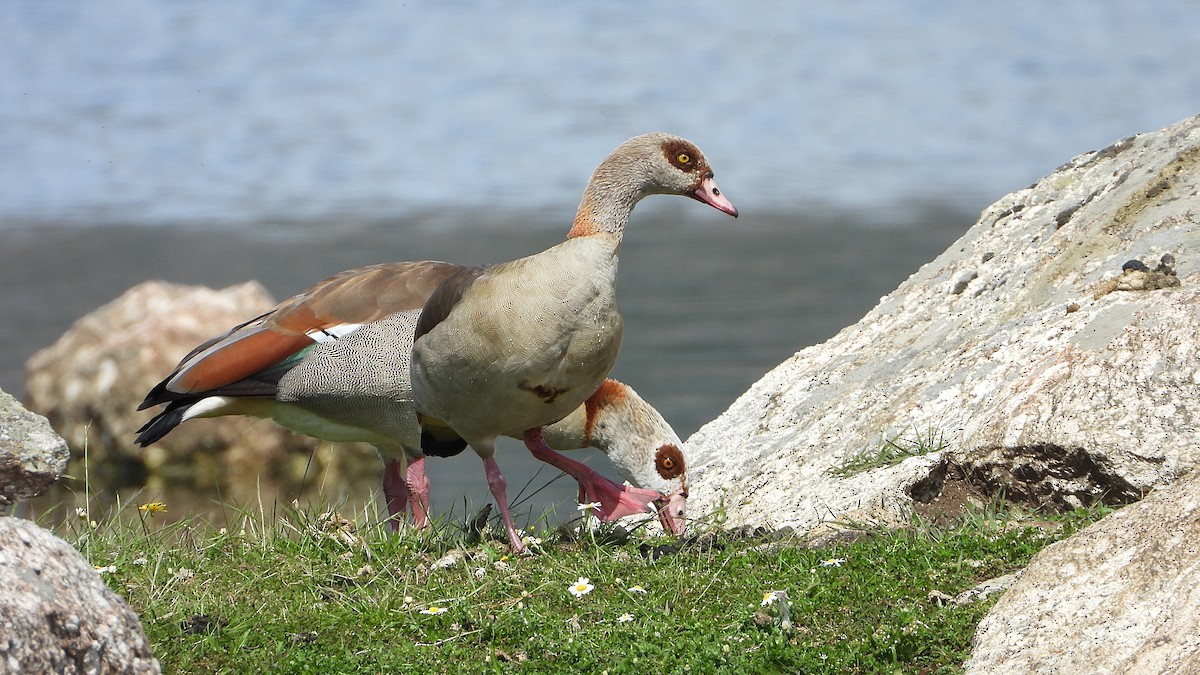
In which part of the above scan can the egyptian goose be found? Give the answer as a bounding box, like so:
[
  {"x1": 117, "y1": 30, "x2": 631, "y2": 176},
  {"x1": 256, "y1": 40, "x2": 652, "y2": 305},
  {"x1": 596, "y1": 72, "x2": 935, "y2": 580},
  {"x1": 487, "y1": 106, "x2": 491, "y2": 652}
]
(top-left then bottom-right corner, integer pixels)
[
  {"x1": 410, "y1": 132, "x2": 736, "y2": 551},
  {"x1": 135, "y1": 263, "x2": 689, "y2": 533},
  {"x1": 543, "y1": 378, "x2": 688, "y2": 533}
]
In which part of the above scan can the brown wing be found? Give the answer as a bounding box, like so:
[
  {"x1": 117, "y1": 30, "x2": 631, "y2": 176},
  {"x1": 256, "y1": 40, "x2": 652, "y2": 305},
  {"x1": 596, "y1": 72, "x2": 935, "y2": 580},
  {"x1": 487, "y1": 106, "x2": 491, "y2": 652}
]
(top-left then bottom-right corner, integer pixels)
[
  {"x1": 269, "y1": 260, "x2": 463, "y2": 336},
  {"x1": 141, "y1": 260, "x2": 462, "y2": 405}
]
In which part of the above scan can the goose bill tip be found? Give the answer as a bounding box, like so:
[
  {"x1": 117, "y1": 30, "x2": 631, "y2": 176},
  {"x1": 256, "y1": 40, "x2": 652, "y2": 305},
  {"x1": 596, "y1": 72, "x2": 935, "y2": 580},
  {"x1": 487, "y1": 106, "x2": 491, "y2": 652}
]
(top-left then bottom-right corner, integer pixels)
[{"x1": 656, "y1": 492, "x2": 687, "y2": 536}]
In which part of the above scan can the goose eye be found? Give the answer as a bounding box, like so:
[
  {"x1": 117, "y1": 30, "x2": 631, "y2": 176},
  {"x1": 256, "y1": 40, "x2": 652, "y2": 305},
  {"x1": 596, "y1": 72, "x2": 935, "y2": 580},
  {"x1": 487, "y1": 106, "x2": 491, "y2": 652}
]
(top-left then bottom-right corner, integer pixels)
[{"x1": 677, "y1": 152, "x2": 691, "y2": 164}]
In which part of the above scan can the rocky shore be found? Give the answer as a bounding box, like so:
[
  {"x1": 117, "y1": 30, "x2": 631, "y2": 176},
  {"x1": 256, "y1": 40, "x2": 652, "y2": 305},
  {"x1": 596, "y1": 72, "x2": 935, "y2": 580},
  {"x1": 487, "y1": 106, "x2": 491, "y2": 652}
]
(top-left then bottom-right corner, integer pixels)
[{"x1": 6, "y1": 114, "x2": 1200, "y2": 671}]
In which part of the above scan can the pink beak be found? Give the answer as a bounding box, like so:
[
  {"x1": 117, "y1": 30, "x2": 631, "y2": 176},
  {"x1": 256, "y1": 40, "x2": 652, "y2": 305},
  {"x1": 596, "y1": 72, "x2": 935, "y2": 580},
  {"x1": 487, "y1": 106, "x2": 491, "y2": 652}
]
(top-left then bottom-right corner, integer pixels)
[
  {"x1": 655, "y1": 489, "x2": 687, "y2": 536},
  {"x1": 691, "y1": 175, "x2": 738, "y2": 218}
]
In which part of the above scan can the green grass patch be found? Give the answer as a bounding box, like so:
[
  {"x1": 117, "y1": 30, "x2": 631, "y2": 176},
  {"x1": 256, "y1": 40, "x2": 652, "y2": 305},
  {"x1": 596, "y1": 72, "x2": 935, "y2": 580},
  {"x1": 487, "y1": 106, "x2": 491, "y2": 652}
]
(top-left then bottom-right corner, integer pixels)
[
  {"x1": 832, "y1": 429, "x2": 947, "y2": 478},
  {"x1": 48, "y1": 492, "x2": 1112, "y2": 674}
]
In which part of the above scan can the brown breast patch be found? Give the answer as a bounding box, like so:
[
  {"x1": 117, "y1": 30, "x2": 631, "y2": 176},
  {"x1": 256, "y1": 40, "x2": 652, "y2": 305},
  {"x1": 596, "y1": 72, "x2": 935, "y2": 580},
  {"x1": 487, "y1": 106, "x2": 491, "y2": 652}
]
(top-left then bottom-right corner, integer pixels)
[{"x1": 519, "y1": 381, "x2": 570, "y2": 404}]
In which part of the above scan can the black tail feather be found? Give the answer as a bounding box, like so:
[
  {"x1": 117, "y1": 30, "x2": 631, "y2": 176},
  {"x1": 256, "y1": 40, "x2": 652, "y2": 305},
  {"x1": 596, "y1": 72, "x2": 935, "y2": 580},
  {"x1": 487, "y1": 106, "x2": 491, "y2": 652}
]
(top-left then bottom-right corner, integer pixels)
[
  {"x1": 137, "y1": 378, "x2": 175, "y2": 411},
  {"x1": 134, "y1": 401, "x2": 192, "y2": 447},
  {"x1": 420, "y1": 429, "x2": 468, "y2": 458}
]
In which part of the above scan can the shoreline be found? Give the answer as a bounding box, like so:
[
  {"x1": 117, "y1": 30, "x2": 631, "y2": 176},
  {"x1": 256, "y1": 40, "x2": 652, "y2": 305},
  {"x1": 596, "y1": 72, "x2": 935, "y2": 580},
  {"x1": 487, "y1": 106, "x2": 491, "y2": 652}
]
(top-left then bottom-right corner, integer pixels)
[{"x1": 6, "y1": 207, "x2": 970, "y2": 524}]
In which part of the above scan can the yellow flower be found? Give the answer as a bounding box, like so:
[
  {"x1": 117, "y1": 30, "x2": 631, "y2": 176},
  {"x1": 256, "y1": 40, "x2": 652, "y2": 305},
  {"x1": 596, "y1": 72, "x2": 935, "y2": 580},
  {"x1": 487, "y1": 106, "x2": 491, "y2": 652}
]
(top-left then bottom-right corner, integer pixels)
[
  {"x1": 568, "y1": 577, "x2": 595, "y2": 598},
  {"x1": 139, "y1": 502, "x2": 167, "y2": 517},
  {"x1": 761, "y1": 591, "x2": 778, "y2": 606},
  {"x1": 627, "y1": 585, "x2": 648, "y2": 594},
  {"x1": 420, "y1": 606, "x2": 448, "y2": 615}
]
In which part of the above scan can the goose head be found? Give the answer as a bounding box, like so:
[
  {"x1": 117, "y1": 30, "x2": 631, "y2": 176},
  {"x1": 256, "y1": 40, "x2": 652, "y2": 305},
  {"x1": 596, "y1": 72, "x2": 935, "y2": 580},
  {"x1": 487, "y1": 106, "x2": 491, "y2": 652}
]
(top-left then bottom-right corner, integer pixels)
[
  {"x1": 584, "y1": 380, "x2": 690, "y2": 535},
  {"x1": 570, "y1": 133, "x2": 738, "y2": 237}
]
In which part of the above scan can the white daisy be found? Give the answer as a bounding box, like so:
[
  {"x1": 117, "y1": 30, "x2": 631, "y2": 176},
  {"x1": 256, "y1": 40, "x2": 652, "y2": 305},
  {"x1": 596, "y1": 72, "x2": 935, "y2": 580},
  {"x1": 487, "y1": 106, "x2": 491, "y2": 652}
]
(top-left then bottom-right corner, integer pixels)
[{"x1": 568, "y1": 577, "x2": 595, "y2": 598}]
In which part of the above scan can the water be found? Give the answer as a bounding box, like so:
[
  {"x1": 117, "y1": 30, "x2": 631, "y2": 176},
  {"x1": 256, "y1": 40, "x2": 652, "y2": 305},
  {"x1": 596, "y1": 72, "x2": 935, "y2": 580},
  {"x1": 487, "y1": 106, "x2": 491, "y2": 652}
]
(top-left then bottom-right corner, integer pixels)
[
  {"x1": 3, "y1": 2, "x2": 1199, "y2": 526},
  {"x1": 3, "y1": 2, "x2": 1199, "y2": 227}
]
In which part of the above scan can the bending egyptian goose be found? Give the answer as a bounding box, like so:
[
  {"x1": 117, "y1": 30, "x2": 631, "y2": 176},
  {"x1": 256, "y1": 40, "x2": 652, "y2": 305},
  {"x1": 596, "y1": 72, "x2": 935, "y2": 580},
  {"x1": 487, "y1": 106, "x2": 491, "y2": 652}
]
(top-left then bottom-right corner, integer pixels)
[
  {"x1": 410, "y1": 132, "x2": 736, "y2": 551},
  {"x1": 135, "y1": 262, "x2": 689, "y2": 533},
  {"x1": 543, "y1": 378, "x2": 688, "y2": 531}
]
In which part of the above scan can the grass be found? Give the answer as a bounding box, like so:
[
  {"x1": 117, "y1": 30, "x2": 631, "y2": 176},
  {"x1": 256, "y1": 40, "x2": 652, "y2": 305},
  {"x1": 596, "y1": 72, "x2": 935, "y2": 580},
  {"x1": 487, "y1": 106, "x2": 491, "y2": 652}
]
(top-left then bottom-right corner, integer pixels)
[
  {"x1": 49, "y1": 492, "x2": 1110, "y2": 674},
  {"x1": 832, "y1": 428, "x2": 947, "y2": 477}
]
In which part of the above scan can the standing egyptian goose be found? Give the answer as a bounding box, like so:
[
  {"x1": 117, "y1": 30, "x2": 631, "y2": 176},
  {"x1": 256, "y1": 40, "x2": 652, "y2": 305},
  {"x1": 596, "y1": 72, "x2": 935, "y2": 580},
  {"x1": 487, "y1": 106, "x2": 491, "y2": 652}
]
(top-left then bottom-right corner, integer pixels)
[
  {"x1": 135, "y1": 263, "x2": 690, "y2": 533},
  {"x1": 410, "y1": 132, "x2": 736, "y2": 551}
]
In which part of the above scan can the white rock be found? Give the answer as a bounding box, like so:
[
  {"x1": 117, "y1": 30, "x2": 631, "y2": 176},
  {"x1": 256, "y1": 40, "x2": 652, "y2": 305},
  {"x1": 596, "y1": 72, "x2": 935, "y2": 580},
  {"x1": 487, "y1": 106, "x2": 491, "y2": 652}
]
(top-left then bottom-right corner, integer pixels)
[
  {"x1": 963, "y1": 470, "x2": 1200, "y2": 673},
  {"x1": 0, "y1": 387, "x2": 69, "y2": 511},
  {"x1": 687, "y1": 113, "x2": 1200, "y2": 532},
  {"x1": 0, "y1": 518, "x2": 160, "y2": 673}
]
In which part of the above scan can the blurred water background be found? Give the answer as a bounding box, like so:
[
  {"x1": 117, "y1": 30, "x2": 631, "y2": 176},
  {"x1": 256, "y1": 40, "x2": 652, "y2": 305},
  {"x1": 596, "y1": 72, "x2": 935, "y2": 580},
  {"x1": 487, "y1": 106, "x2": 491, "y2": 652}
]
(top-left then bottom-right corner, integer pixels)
[{"x1": 3, "y1": 2, "x2": 1199, "y2": 527}]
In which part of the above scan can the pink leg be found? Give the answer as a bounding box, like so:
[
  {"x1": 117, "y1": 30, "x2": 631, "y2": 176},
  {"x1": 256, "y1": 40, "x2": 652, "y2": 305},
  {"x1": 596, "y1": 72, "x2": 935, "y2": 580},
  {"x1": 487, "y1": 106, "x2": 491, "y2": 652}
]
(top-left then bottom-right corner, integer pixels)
[
  {"x1": 382, "y1": 459, "x2": 409, "y2": 533},
  {"x1": 523, "y1": 428, "x2": 663, "y2": 522},
  {"x1": 406, "y1": 456, "x2": 431, "y2": 529},
  {"x1": 483, "y1": 456, "x2": 526, "y2": 553}
]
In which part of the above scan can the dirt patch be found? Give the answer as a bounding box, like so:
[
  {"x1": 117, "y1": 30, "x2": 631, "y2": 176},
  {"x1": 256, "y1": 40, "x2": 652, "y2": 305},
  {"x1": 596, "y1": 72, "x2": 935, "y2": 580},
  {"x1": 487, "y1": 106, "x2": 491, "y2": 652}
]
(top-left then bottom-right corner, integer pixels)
[{"x1": 910, "y1": 462, "x2": 991, "y2": 526}]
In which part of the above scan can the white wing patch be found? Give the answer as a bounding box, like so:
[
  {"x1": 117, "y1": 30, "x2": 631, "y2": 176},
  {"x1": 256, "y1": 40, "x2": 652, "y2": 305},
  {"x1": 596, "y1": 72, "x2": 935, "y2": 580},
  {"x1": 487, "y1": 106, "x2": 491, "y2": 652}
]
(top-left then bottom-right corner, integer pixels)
[
  {"x1": 307, "y1": 323, "x2": 364, "y2": 343},
  {"x1": 181, "y1": 396, "x2": 235, "y2": 421}
]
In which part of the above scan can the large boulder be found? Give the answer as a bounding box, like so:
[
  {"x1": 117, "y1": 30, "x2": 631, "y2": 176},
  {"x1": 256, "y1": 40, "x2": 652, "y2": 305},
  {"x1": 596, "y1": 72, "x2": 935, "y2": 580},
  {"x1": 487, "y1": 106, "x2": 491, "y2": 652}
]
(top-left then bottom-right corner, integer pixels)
[
  {"x1": 0, "y1": 517, "x2": 160, "y2": 674},
  {"x1": 0, "y1": 387, "x2": 70, "y2": 512},
  {"x1": 687, "y1": 113, "x2": 1200, "y2": 530},
  {"x1": 963, "y1": 469, "x2": 1200, "y2": 673},
  {"x1": 24, "y1": 281, "x2": 321, "y2": 484}
]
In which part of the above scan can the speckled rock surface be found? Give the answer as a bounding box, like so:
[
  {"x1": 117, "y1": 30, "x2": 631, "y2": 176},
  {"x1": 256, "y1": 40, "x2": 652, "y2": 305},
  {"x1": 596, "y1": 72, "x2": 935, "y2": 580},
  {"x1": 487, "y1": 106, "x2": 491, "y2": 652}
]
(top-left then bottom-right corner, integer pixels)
[
  {"x1": 963, "y1": 470, "x2": 1200, "y2": 674},
  {"x1": 24, "y1": 280, "x2": 320, "y2": 481},
  {"x1": 0, "y1": 386, "x2": 69, "y2": 510},
  {"x1": 0, "y1": 517, "x2": 160, "y2": 674},
  {"x1": 687, "y1": 113, "x2": 1200, "y2": 531}
]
